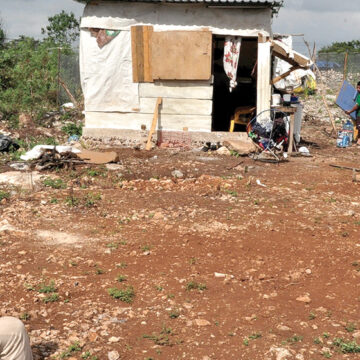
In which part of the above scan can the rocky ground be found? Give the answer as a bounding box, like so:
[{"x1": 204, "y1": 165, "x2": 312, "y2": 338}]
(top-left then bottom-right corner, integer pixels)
[{"x1": 1, "y1": 71, "x2": 360, "y2": 360}]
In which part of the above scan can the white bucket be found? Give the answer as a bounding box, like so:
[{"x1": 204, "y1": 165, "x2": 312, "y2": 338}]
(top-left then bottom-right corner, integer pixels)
[{"x1": 272, "y1": 94, "x2": 281, "y2": 106}]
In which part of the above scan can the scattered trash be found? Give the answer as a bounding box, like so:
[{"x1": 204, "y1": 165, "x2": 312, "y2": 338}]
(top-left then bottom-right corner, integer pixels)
[
  {"x1": 298, "y1": 146, "x2": 310, "y2": 156},
  {"x1": 20, "y1": 145, "x2": 81, "y2": 161},
  {"x1": 256, "y1": 179, "x2": 267, "y2": 187},
  {"x1": 201, "y1": 142, "x2": 220, "y2": 152},
  {"x1": 9, "y1": 163, "x2": 30, "y2": 171},
  {"x1": 68, "y1": 135, "x2": 80, "y2": 142},
  {"x1": 61, "y1": 102, "x2": 75, "y2": 111},
  {"x1": 0, "y1": 134, "x2": 19, "y2": 152}
]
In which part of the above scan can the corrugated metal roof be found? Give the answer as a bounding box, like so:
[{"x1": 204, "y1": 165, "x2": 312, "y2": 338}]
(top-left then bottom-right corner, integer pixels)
[
  {"x1": 75, "y1": 0, "x2": 283, "y2": 15},
  {"x1": 76, "y1": 0, "x2": 281, "y2": 6}
]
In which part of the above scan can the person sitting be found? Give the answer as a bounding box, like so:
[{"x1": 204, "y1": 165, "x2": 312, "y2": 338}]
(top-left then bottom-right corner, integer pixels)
[{"x1": 0, "y1": 317, "x2": 33, "y2": 360}]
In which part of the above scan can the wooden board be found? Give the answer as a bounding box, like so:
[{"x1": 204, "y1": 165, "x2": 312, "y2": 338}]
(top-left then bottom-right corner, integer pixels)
[
  {"x1": 151, "y1": 31, "x2": 212, "y2": 80},
  {"x1": 139, "y1": 98, "x2": 212, "y2": 115},
  {"x1": 131, "y1": 26, "x2": 153, "y2": 83},
  {"x1": 140, "y1": 82, "x2": 213, "y2": 99}
]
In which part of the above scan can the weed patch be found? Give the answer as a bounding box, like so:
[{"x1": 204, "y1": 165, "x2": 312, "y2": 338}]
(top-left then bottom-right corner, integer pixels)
[{"x1": 108, "y1": 286, "x2": 135, "y2": 303}]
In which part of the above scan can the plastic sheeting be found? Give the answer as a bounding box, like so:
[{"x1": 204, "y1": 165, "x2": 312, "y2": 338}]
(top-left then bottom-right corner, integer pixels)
[
  {"x1": 80, "y1": 29, "x2": 139, "y2": 112},
  {"x1": 273, "y1": 36, "x2": 314, "y2": 92}
]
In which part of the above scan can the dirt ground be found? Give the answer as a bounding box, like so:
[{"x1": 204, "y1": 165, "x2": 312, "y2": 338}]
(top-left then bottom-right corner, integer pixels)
[{"x1": 1, "y1": 119, "x2": 360, "y2": 360}]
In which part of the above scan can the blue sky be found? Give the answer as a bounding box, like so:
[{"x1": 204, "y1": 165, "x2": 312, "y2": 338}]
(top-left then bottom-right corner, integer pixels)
[{"x1": 1, "y1": 0, "x2": 359, "y2": 53}]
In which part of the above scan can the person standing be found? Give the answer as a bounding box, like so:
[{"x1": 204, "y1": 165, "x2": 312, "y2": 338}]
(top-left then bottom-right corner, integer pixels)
[
  {"x1": 0, "y1": 317, "x2": 33, "y2": 360},
  {"x1": 345, "y1": 81, "x2": 360, "y2": 142}
]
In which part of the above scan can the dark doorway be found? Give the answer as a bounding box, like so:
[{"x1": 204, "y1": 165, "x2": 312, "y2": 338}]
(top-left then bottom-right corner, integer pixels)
[{"x1": 211, "y1": 36, "x2": 258, "y2": 131}]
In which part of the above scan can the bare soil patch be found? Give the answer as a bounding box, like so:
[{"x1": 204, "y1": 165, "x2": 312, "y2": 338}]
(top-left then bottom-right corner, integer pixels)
[{"x1": 1, "y1": 119, "x2": 360, "y2": 360}]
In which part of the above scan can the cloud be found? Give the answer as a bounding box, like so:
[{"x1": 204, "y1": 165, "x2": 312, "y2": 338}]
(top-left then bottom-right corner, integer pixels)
[
  {"x1": 273, "y1": 6, "x2": 360, "y2": 52},
  {"x1": 282, "y1": 0, "x2": 357, "y2": 12}
]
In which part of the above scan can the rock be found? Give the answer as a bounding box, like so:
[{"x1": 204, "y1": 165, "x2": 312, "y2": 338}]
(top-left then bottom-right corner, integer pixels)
[
  {"x1": 296, "y1": 295, "x2": 311, "y2": 304},
  {"x1": 269, "y1": 346, "x2": 293, "y2": 360},
  {"x1": 0, "y1": 171, "x2": 43, "y2": 190},
  {"x1": 171, "y1": 170, "x2": 184, "y2": 178},
  {"x1": 108, "y1": 336, "x2": 120, "y2": 343},
  {"x1": 194, "y1": 319, "x2": 211, "y2": 326},
  {"x1": 216, "y1": 146, "x2": 231, "y2": 155},
  {"x1": 352, "y1": 330, "x2": 360, "y2": 340},
  {"x1": 277, "y1": 324, "x2": 292, "y2": 332},
  {"x1": 305, "y1": 269, "x2": 312, "y2": 275},
  {"x1": 108, "y1": 351, "x2": 120, "y2": 360},
  {"x1": 223, "y1": 139, "x2": 257, "y2": 155},
  {"x1": 106, "y1": 164, "x2": 125, "y2": 171}
]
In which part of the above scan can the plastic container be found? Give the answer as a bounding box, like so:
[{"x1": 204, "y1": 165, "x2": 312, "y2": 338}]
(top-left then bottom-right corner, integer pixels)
[
  {"x1": 343, "y1": 120, "x2": 354, "y2": 143},
  {"x1": 283, "y1": 94, "x2": 291, "y2": 106},
  {"x1": 272, "y1": 94, "x2": 281, "y2": 106},
  {"x1": 337, "y1": 131, "x2": 350, "y2": 148}
]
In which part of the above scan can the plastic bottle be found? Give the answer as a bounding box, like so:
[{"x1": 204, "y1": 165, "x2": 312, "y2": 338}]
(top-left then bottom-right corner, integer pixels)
[{"x1": 343, "y1": 120, "x2": 354, "y2": 143}]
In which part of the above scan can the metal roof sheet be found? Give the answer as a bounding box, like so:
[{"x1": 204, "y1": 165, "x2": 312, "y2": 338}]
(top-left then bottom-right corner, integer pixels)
[{"x1": 76, "y1": 0, "x2": 281, "y2": 6}]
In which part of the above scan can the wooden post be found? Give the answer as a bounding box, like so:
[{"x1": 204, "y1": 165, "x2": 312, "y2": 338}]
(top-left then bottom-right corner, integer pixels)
[
  {"x1": 145, "y1": 97, "x2": 162, "y2": 151},
  {"x1": 57, "y1": 47, "x2": 61, "y2": 107},
  {"x1": 288, "y1": 113, "x2": 295, "y2": 154},
  {"x1": 313, "y1": 63, "x2": 337, "y2": 134}
]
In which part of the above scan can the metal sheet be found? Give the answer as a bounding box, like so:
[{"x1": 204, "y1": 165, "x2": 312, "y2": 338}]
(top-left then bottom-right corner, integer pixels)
[{"x1": 336, "y1": 80, "x2": 357, "y2": 120}]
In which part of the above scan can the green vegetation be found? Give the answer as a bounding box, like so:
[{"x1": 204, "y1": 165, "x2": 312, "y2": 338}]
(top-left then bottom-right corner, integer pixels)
[
  {"x1": 332, "y1": 338, "x2": 360, "y2": 353},
  {"x1": 108, "y1": 286, "x2": 135, "y2": 303},
  {"x1": 62, "y1": 122, "x2": 83, "y2": 137},
  {"x1": 319, "y1": 40, "x2": 360, "y2": 54},
  {"x1": 38, "y1": 280, "x2": 57, "y2": 293},
  {"x1": 185, "y1": 281, "x2": 207, "y2": 291},
  {"x1": 0, "y1": 190, "x2": 10, "y2": 201},
  {"x1": 116, "y1": 274, "x2": 127, "y2": 283},
  {"x1": 0, "y1": 11, "x2": 80, "y2": 127},
  {"x1": 43, "y1": 178, "x2": 67, "y2": 189},
  {"x1": 143, "y1": 325, "x2": 173, "y2": 346},
  {"x1": 59, "y1": 341, "x2": 82, "y2": 359},
  {"x1": 43, "y1": 293, "x2": 59, "y2": 303}
]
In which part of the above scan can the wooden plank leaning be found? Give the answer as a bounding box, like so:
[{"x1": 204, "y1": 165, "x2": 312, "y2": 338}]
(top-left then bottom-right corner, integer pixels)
[{"x1": 145, "y1": 97, "x2": 163, "y2": 151}]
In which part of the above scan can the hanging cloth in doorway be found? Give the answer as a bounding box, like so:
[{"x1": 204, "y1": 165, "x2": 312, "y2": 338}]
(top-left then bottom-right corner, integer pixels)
[{"x1": 223, "y1": 37, "x2": 242, "y2": 92}]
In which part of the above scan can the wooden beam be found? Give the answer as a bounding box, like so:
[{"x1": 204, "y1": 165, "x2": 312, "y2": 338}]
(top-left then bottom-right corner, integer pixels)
[
  {"x1": 131, "y1": 26, "x2": 153, "y2": 83},
  {"x1": 272, "y1": 50, "x2": 299, "y2": 68},
  {"x1": 145, "y1": 97, "x2": 162, "y2": 151},
  {"x1": 271, "y1": 66, "x2": 301, "y2": 85}
]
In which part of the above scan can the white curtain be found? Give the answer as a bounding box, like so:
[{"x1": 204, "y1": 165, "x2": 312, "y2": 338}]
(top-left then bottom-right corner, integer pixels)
[{"x1": 223, "y1": 36, "x2": 242, "y2": 92}]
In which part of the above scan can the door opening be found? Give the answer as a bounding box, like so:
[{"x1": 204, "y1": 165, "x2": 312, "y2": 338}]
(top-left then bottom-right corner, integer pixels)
[{"x1": 211, "y1": 36, "x2": 258, "y2": 132}]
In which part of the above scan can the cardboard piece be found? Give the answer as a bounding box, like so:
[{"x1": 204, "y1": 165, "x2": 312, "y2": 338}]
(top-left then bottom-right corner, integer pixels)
[
  {"x1": 78, "y1": 150, "x2": 119, "y2": 164},
  {"x1": 336, "y1": 80, "x2": 357, "y2": 120}
]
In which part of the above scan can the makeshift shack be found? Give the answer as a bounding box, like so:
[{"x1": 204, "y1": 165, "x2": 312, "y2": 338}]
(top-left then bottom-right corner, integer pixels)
[{"x1": 75, "y1": 0, "x2": 311, "y2": 144}]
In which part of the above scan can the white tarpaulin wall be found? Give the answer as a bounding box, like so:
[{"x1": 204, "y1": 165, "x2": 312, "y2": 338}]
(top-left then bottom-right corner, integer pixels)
[{"x1": 80, "y1": 29, "x2": 139, "y2": 112}]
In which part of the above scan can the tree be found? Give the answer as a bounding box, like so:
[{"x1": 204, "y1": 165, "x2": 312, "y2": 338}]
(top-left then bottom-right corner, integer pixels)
[
  {"x1": 319, "y1": 40, "x2": 360, "y2": 54},
  {"x1": 0, "y1": 17, "x2": 5, "y2": 47},
  {"x1": 41, "y1": 10, "x2": 80, "y2": 47}
]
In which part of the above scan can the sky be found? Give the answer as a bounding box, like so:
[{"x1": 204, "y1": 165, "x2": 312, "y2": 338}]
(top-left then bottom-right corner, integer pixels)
[{"x1": 0, "y1": 0, "x2": 359, "y2": 54}]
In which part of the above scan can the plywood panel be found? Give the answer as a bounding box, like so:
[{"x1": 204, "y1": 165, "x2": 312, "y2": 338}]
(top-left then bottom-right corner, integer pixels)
[
  {"x1": 140, "y1": 98, "x2": 212, "y2": 115},
  {"x1": 85, "y1": 112, "x2": 212, "y2": 132},
  {"x1": 140, "y1": 82, "x2": 213, "y2": 99},
  {"x1": 131, "y1": 26, "x2": 153, "y2": 82},
  {"x1": 151, "y1": 31, "x2": 212, "y2": 80}
]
